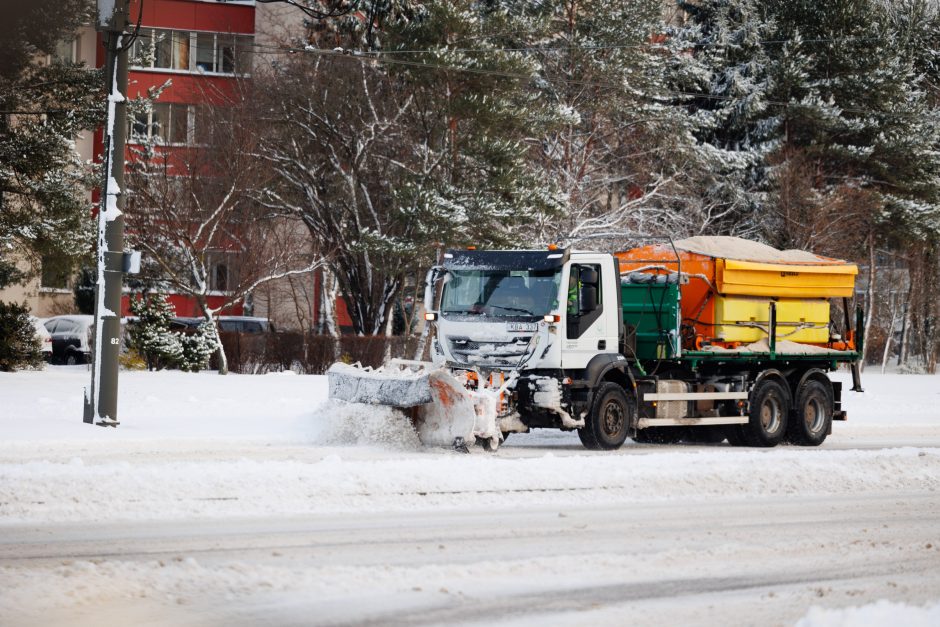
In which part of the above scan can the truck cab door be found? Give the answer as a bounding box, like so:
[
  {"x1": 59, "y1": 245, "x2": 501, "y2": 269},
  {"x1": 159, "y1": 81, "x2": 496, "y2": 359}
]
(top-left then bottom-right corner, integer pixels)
[{"x1": 561, "y1": 257, "x2": 619, "y2": 369}]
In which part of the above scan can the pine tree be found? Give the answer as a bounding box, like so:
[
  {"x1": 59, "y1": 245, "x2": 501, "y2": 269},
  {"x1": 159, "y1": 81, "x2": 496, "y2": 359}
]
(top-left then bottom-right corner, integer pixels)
[
  {"x1": 0, "y1": 302, "x2": 42, "y2": 371},
  {"x1": 527, "y1": 0, "x2": 714, "y2": 247},
  {"x1": 178, "y1": 321, "x2": 219, "y2": 372},
  {"x1": 667, "y1": 0, "x2": 779, "y2": 236},
  {"x1": 129, "y1": 294, "x2": 183, "y2": 371},
  {"x1": 0, "y1": 0, "x2": 103, "y2": 289},
  {"x1": 668, "y1": 0, "x2": 940, "y2": 249}
]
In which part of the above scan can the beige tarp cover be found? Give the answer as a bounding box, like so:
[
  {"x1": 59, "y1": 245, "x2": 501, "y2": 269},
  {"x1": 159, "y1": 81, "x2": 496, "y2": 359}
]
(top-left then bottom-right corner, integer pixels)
[{"x1": 673, "y1": 236, "x2": 845, "y2": 264}]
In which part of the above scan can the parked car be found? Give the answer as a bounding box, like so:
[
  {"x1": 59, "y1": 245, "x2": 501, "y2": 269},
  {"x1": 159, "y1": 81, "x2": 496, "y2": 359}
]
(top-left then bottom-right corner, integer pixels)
[
  {"x1": 170, "y1": 316, "x2": 275, "y2": 334},
  {"x1": 43, "y1": 315, "x2": 94, "y2": 365},
  {"x1": 30, "y1": 316, "x2": 53, "y2": 362},
  {"x1": 218, "y1": 316, "x2": 275, "y2": 333}
]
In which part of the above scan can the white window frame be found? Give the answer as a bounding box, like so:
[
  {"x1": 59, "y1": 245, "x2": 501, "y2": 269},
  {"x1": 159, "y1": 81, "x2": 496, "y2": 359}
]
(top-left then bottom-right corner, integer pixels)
[
  {"x1": 130, "y1": 28, "x2": 252, "y2": 77},
  {"x1": 129, "y1": 103, "x2": 193, "y2": 146}
]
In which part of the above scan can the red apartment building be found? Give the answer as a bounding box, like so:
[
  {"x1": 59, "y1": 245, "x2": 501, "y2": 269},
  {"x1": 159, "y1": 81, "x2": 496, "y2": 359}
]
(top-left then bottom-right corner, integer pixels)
[
  {"x1": 1, "y1": 1, "x2": 335, "y2": 330},
  {"x1": 102, "y1": 0, "x2": 257, "y2": 317}
]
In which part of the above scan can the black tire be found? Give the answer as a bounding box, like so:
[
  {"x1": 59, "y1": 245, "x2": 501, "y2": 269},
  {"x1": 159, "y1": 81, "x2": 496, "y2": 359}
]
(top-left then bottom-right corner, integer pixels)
[
  {"x1": 634, "y1": 427, "x2": 685, "y2": 444},
  {"x1": 742, "y1": 378, "x2": 790, "y2": 447},
  {"x1": 577, "y1": 423, "x2": 599, "y2": 449},
  {"x1": 579, "y1": 382, "x2": 632, "y2": 450},
  {"x1": 65, "y1": 352, "x2": 80, "y2": 366},
  {"x1": 788, "y1": 378, "x2": 833, "y2": 446}
]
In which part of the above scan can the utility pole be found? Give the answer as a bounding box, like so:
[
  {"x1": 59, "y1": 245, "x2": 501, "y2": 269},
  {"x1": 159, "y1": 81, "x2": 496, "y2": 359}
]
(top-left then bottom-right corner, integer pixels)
[{"x1": 85, "y1": 0, "x2": 137, "y2": 426}]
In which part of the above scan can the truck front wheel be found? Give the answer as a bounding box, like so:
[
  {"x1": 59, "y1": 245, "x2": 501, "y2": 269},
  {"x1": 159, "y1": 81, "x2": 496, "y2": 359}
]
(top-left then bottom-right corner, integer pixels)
[
  {"x1": 579, "y1": 382, "x2": 632, "y2": 450},
  {"x1": 741, "y1": 378, "x2": 790, "y2": 447},
  {"x1": 788, "y1": 378, "x2": 833, "y2": 446}
]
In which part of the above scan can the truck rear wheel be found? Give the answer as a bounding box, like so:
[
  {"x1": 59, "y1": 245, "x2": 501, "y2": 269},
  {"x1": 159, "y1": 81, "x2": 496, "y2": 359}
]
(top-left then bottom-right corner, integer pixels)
[
  {"x1": 742, "y1": 378, "x2": 790, "y2": 447},
  {"x1": 788, "y1": 378, "x2": 833, "y2": 446},
  {"x1": 579, "y1": 382, "x2": 632, "y2": 450}
]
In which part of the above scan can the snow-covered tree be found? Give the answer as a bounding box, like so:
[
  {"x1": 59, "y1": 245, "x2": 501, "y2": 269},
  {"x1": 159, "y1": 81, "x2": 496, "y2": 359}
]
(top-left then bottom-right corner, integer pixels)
[
  {"x1": 258, "y1": 1, "x2": 563, "y2": 335},
  {"x1": 665, "y1": 0, "x2": 779, "y2": 237},
  {"x1": 0, "y1": 302, "x2": 42, "y2": 372},
  {"x1": 0, "y1": 0, "x2": 102, "y2": 289},
  {"x1": 128, "y1": 293, "x2": 183, "y2": 371},
  {"x1": 521, "y1": 0, "x2": 714, "y2": 248},
  {"x1": 126, "y1": 87, "x2": 326, "y2": 373},
  {"x1": 178, "y1": 321, "x2": 219, "y2": 373}
]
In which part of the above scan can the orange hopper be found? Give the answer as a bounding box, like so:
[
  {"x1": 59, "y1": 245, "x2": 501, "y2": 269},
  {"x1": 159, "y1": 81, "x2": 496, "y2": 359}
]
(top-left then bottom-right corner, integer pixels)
[{"x1": 615, "y1": 236, "x2": 859, "y2": 351}]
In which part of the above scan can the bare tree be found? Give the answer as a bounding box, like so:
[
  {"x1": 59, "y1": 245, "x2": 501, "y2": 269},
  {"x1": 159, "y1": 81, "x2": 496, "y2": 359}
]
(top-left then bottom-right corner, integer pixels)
[
  {"x1": 255, "y1": 56, "x2": 418, "y2": 336},
  {"x1": 126, "y1": 92, "x2": 326, "y2": 373}
]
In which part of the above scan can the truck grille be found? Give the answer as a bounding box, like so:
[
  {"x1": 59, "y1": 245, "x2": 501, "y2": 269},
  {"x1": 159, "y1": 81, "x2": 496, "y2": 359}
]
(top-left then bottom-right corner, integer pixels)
[{"x1": 448, "y1": 337, "x2": 532, "y2": 365}]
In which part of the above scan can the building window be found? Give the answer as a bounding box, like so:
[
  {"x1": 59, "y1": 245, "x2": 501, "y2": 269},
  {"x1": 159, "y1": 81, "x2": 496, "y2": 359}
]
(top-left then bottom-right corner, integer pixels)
[
  {"x1": 129, "y1": 103, "x2": 192, "y2": 145},
  {"x1": 131, "y1": 29, "x2": 252, "y2": 75},
  {"x1": 40, "y1": 258, "x2": 71, "y2": 290},
  {"x1": 195, "y1": 32, "x2": 216, "y2": 72},
  {"x1": 52, "y1": 36, "x2": 80, "y2": 63},
  {"x1": 214, "y1": 264, "x2": 229, "y2": 292},
  {"x1": 208, "y1": 253, "x2": 238, "y2": 292},
  {"x1": 206, "y1": 250, "x2": 238, "y2": 292}
]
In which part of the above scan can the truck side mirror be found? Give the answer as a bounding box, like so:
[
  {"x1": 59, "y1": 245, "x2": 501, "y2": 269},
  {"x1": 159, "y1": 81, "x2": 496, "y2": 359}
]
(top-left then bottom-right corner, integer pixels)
[
  {"x1": 580, "y1": 285, "x2": 598, "y2": 313},
  {"x1": 423, "y1": 266, "x2": 445, "y2": 313}
]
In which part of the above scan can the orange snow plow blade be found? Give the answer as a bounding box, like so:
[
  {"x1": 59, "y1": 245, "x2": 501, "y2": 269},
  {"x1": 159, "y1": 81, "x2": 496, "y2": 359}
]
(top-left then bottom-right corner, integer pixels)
[{"x1": 327, "y1": 360, "x2": 504, "y2": 449}]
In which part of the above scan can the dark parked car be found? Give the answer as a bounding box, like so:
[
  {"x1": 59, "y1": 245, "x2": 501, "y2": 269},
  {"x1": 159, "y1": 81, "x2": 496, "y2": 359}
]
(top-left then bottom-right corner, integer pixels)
[
  {"x1": 171, "y1": 316, "x2": 275, "y2": 334},
  {"x1": 43, "y1": 315, "x2": 94, "y2": 365}
]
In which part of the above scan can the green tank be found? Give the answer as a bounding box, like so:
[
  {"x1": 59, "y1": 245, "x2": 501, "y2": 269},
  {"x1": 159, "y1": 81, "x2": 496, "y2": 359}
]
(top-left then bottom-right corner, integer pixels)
[{"x1": 620, "y1": 275, "x2": 681, "y2": 361}]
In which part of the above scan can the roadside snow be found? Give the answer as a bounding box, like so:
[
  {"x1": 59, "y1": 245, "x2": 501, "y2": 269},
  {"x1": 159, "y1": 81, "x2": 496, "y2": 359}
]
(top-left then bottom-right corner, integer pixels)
[
  {"x1": 1, "y1": 367, "x2": 939, "y2": 626},
  {"x1": 796, "y1": 600, "x2": 940, "y2": 627}
]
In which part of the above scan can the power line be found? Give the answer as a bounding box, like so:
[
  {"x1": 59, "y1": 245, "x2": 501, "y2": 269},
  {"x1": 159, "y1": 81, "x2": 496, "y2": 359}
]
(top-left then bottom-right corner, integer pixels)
[{"x1": 115, "y1": 34, "x2": 936, "y2": 120}]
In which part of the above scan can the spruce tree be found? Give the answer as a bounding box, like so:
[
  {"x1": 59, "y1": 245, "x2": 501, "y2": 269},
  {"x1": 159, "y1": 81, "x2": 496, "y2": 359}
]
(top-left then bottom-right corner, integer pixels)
[
  {"x1": 129, "y1": 294, "x2": 183, "y2": 371},
  {"x1": 0, "y1": 0, "x2": 103, "y2": 289},
  {"x1": 178, "y1": 321, "x2": 219, "y2": 372}
]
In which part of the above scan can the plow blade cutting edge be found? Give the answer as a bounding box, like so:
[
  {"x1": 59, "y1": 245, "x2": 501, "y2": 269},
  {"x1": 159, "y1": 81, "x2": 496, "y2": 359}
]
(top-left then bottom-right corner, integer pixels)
[{"x1": 326, "y1": 361, "x2": 503, "y2": 449}]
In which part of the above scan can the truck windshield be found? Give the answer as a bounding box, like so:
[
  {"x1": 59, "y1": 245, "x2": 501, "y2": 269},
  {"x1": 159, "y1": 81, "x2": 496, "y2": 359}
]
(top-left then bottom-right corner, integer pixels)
[{"x1": 440, "y1": 269, "x2": 561, "y2": 317}]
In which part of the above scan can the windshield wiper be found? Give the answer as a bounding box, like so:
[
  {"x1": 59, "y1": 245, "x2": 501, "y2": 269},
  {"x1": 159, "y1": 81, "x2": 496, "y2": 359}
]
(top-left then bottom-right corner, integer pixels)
[{"x1": 488, "y1": 305, "x2": 535, "y2": 316}]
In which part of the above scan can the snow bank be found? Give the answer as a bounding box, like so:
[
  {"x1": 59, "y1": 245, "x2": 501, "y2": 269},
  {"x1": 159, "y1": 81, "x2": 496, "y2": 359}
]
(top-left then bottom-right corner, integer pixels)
[
  {"x1": 1, "y1": 447, "x2": 938, "y2": 524},
  {"x1": 796, "y1": 600, "x2": 940, "y2": 627}
]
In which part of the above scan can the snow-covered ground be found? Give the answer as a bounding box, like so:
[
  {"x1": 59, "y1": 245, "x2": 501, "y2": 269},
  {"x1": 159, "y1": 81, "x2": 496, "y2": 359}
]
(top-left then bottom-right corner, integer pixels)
[{"x1": 1, "y1": 366, "x2": 939, "y2": 626}]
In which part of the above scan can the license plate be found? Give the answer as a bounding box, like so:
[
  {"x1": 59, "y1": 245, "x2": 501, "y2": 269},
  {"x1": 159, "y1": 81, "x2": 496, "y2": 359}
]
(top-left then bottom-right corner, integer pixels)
[{"x1": 506, "y1": 322, "x2": 537, "y2": 332}]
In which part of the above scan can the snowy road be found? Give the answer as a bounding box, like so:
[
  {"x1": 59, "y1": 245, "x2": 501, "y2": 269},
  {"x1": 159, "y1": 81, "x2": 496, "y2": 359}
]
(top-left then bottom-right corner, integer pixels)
[
  {"x1": 2, "y1": 493, "x2": 939, "y2": 626},
  {"x1": 2, "y1": 368, "x2": 940, "y2": 625}
]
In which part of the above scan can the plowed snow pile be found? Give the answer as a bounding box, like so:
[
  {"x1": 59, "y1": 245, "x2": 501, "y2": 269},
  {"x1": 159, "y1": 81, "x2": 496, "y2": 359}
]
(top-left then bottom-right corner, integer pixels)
[
  {"x1": 309, "y1": 400, "x2": 421, "y2": 450},
  {"x1": 796, "y1": 600, "x2": 940, "y2": 627}
]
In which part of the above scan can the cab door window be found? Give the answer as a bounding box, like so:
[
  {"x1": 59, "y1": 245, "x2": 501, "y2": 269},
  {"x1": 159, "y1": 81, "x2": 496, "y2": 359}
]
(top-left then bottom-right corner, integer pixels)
[{"x1": 566, "y1": 264, "x2": 603, "y2": 339}]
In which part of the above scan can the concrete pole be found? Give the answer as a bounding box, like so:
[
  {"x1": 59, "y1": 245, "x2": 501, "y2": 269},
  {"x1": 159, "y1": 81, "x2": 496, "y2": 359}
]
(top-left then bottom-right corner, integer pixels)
[{"x1": 85, "y1": 3, "x2": 130, "y2": 426}]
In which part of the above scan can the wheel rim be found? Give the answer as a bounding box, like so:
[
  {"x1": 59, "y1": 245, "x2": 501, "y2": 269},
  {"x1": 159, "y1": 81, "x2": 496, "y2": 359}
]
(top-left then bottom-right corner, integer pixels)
[
  {"x1": 602, "y1": 400, "x2": 624, "y2": 436},
  {"x1": 803, "y1": 397, "x2": 825, "y2": 433},
  {"x1": 760, "y1": 395, "x2": 781, "y2": 433}
]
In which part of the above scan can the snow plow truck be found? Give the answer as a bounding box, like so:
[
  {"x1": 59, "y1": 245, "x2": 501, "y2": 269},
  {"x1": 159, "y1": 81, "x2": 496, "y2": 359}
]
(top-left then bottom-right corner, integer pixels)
[{"x1": 328, "y1": 236, "x2": 864, "y2": 450}]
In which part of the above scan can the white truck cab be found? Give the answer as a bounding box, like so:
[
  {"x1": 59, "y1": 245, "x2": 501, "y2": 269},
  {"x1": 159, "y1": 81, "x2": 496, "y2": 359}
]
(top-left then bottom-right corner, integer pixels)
[{"x1": 428, "y1": 249, "x2": 621, "y2": 372}]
